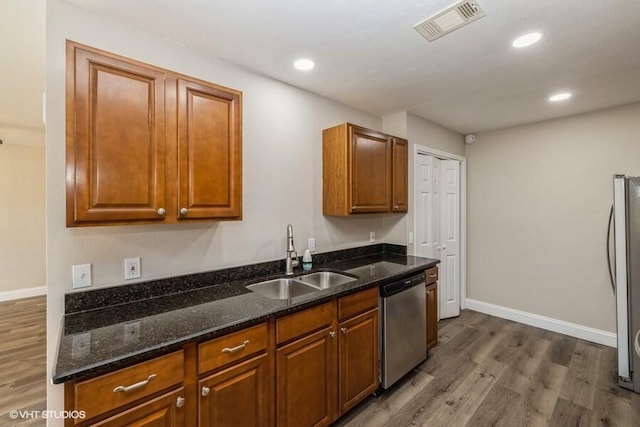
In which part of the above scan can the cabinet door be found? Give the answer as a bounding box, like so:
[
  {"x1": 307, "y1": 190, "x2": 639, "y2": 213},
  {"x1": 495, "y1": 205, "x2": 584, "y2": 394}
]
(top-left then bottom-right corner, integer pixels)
[
  {"x1": 426, "y1": 283, "x2": 438, "y2": 350},
  {"x1": 391, "y1": 138, "x2": 408, "y2": 212},
  {"x1": 89, "y1": 388, "x2": 185, "y2": 427},
  {"x1": 177, "y1": 78, "x2": 242, "y2": 220},
  {"x1": 276, "y1": 326, "x2": 337, "y2": 427},
  {"x1": 67, "y1": 44, "x2": 166, "y2": 225},
  {"x1": 338, "y1": 308, "x2": 379, "y2": 415},
  {"x1": 199, "y1": 354, "x2": 270, "y2": 427},
  {"x1": 349, "y1": 126, "x2": 391, "y2": 213}
]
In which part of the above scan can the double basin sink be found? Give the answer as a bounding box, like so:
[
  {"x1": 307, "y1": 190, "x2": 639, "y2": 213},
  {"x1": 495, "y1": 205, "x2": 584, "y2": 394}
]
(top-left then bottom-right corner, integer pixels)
[{"x1": 246, "y1": 271, "x2": 357, "y2": 300}]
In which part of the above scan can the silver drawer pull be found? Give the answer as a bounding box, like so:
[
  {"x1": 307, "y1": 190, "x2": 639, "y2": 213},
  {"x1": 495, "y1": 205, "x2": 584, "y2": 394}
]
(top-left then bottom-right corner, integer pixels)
[
  {"x1": 222, "y1": 340, "x2": 249, "y2": 353},
  {"x1": 428, "y1": 274, "x2": 437, "y2": 278},
  {"x1": 113, "y1": 374, "x2": 156, "y2": 393}
]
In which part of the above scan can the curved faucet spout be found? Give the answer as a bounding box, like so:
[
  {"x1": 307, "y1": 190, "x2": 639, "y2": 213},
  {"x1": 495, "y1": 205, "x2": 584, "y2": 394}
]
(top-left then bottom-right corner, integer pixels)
[{"x1": 285, "y1": 224, "x2": 299, "y2": 275}]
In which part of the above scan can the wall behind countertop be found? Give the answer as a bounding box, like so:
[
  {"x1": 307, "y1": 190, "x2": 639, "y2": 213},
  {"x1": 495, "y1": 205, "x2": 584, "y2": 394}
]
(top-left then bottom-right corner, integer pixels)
[{"x1": 46, "y1": 0, "x2": 388, "y2": 421}]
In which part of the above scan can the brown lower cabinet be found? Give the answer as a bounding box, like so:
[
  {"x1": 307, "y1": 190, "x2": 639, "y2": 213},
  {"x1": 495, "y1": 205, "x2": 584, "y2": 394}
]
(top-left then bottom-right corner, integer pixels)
[
  {"x1": 89, "y1": 388, "x2": 186, "y2": 427},
  {"x1": 65, "y1": 288, "x2": 379, "y2": 427},
  {"x1": 199, "y1": 353, "x2": 270, "y2": 427},
  {"x1": 338, "y1": 308, "x2": 379, "y2": 414},
  {"x1": 425, "y1": 266, "x2": 439, "y2": 351},
  {"x1": 276, "y1": 325, "x2": 337, "y2": 427},
  {"x1": 276, "y1": 287, "x2": 379, "y2": 426}
]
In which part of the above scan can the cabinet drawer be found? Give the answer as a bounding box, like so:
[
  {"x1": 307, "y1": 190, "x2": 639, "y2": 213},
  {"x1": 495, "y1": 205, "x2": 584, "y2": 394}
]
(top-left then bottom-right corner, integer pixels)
[
  {"x1": 338, "y1": 287, "x2": 378, "y2": 321},
  {"x1": 88, "y1": 387, "x2": 185, "y2": 426},
  {"x1": 198, "y1": 322, "x2": 268, "y2": 374},
  {"x1": 277, "y1": 301, "x2": 335, "y2": 345},
  {"x1": 425, "y1": 266, "x2": 438, "y2": 286},
  {"x1": 75, "y1": 351, "x2": 184, "y2": 422}
]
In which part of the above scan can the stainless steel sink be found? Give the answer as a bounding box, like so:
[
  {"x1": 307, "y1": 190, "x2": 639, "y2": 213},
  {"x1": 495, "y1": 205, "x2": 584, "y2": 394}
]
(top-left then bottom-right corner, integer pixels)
[
  {"x1": 246, "y1": 278, "x2": 318, "y2": 300},
  {"x1": 297, "y1": 271, "x2": 357, "y2": 289}
]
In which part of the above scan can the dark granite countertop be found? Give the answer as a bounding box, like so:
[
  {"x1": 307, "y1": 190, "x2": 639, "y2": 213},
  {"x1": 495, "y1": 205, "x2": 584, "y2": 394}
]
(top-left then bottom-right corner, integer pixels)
[{"x1": 53, "y1": 245, "x2": 438, "y2": 384}]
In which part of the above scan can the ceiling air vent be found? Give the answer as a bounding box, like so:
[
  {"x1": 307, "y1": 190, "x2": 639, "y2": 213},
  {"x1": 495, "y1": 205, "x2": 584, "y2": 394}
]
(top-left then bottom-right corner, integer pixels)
[{"x1": 413, "y1": 0, "x2": 486, "y2": 42}]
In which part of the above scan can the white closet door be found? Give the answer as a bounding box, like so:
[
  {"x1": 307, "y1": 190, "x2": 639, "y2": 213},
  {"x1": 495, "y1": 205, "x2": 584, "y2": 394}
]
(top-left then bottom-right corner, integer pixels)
[
  {"x1": 439, "y1": 160, "x2": 461, "y2": 318},
  {"x1": 416, "y1": 153, "x2": 439, "y2": 259}
]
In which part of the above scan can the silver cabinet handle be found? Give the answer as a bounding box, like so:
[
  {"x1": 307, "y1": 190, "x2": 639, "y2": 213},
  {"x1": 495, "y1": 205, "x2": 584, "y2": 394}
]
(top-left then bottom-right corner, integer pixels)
[
  {"x1": 180, "y1": 208, "x2": 188, "y2": 216},
  {"x1": 176, "y1": 397, "x2": 185, "y2": 408},
  {"x1": 113, "y1": 374, "x2": 156, "y2": 393},
  {"x1": 340, "y1": 327, "x2": 348, "y2": 334},
  {"x1": 201, "y1": 386, "x2": 210, "y2": 397},
  {"x1": 635, "y1": 330, "x2": 640, "y2": 358},
  {"x1": 393, "y1": 205, "x2": 399, "y2": 210},
  {"x1": 222, "y1": 340, "x2": 249, "y2": 353},
  {"x1": 329, "y1": 331, "x2": 336, "y2": 338},
  {"x1": 157, "y1": 208, "x2": 166, "y2": 216},
  {"x1": 428, "y1": 274, "x2": 437, "y2": 278}
]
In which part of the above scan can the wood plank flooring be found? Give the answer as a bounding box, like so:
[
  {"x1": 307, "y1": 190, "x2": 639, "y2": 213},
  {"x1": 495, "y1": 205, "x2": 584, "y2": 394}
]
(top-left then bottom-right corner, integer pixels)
[
  {"x1": 336, "y1": 310, "x2": 640, "y2": 427},
  {"x1": 0, "y1": 298, "x2": 637, "y2": 426},
  {"x1": 0, "y1": 296, "x2": 46, "y2": 427}
]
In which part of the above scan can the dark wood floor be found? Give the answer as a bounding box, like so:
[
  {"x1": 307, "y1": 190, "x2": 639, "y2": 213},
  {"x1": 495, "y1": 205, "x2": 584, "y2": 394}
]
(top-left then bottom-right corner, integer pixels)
[
  {"x1": 0, "y1": 298, "x2": 637, "y2": 426},
  {"x1": 0, "y1": 296, "x2": 46, "y2": 427},
  {"x1": 337, "y1": 310, "x2": 640, "y2": 427}
]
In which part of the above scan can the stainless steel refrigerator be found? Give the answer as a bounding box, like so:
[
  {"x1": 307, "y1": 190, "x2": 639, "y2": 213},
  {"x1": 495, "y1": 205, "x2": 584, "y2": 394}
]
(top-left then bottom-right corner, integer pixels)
[{"x1": 613, "y1": 175, "x2": 640, "y2": 393}]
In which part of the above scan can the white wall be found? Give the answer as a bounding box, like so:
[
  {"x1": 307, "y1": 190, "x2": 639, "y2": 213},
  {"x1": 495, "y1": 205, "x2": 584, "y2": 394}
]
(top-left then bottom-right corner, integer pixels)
[
  {"x1": 466, "y1": 102, "x2": 640, "y2": 335},
  {"x1": 46, "y1": 0, "x2": 386, "y2": 421},
  {"x1": 0, "y1": 140, "x2": 45, "y2": 297}
]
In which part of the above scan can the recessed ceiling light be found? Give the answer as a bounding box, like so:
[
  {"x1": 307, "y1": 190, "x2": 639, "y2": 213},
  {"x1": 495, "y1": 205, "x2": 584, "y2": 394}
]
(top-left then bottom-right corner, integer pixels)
[
  {"x1": 512, "y1": 32, "x2": 542, "y2": 48},
  {"x1": 293, "y1": 58, "x2": 315, "y2": 71},
  {"x1": 549, "y1": 92, "x2": 572, "y2": 102}
]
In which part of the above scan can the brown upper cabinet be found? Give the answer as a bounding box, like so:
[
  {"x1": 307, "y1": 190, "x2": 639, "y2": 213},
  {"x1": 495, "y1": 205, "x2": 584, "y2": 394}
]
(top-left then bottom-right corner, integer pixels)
[
  {"x1": 391, "y1": 137, "x2": 408, "y2": 212},
  {"x1": 322, "y1": 123, "x2": 408, "y2": 216},
  {"x1": 66, "y1": 41, "x2": 242, "y2": 226}
]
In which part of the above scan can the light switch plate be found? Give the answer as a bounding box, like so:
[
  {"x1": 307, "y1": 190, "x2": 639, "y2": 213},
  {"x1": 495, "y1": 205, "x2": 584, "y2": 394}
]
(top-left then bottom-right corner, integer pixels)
[
  {"x1": 72, "y1": 264, "x2": 92, "y2": 288},
  {"x1": 370, "y1": 231, "x2": 376, "y2": 243},
  {"x1": 308, "y1": 238, "x2": 316, "y2": 252}
]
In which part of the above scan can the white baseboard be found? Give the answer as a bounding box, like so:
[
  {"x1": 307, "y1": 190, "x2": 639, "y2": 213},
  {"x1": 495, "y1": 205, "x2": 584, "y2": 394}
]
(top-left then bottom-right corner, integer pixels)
[
  {"x1": 465, "y1": 298, "x2": 617, "y2": 348},
  {"x1": 0, "y1": 286, "x2": 46, "y2": 302}
]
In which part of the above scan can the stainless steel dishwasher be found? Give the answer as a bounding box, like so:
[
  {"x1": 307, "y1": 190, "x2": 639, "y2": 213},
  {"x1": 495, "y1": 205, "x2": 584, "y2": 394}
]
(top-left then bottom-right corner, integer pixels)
[{"x1": 379, "y1": 272, "x2": 427, "y2": 389}]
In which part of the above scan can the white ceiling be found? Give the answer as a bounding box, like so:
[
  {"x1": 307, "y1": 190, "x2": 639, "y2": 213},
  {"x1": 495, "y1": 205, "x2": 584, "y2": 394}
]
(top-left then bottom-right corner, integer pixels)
[{"x1": 4, "y1": 0, "x2": 640, "y2": 140}]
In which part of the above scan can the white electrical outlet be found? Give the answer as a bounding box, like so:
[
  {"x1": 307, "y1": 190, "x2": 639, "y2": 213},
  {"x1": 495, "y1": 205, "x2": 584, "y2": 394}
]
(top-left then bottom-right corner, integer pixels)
[
  {"x1": 408, "y1": 231, "x2": 414, "y2": 245},
  {"x1": 124, "y1": 257, "x2": 141, "y2": 280},
  {"x1": 72, "y1": 264, "x2": 92, "y2": 288},
  {"x1": 308, "y1": 238, "x2": 316, "y2": 252},
  {"x1": 370, "y1": 231, "x2": 376, "y2": 243}
]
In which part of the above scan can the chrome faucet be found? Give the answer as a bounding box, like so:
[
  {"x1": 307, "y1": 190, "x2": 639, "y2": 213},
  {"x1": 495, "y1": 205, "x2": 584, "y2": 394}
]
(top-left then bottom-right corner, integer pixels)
[{"x1": 285, "y1": 224, "x2": 299, "y2": 275}]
